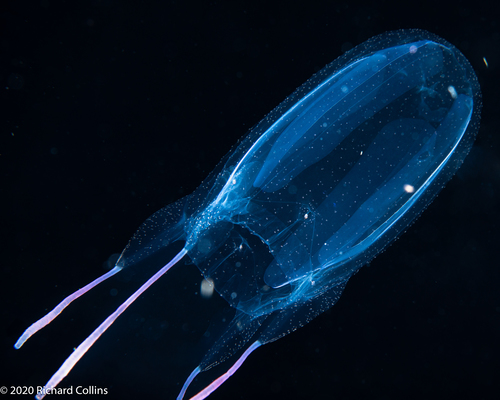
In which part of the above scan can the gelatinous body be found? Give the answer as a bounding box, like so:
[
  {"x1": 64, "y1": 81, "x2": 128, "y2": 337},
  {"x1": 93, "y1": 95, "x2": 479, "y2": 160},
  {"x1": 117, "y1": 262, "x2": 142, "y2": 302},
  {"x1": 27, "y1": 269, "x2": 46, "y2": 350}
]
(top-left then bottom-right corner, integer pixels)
[{"x1": 16, "y1": 29, "x2": 480, "y2": 399}]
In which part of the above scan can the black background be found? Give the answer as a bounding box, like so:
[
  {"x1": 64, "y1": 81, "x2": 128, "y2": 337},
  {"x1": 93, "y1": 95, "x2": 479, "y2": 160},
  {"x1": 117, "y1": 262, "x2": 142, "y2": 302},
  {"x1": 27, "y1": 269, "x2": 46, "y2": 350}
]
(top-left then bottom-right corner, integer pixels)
[{"x1": 1, "y1": 1, "x2": 499, "y2": 399}]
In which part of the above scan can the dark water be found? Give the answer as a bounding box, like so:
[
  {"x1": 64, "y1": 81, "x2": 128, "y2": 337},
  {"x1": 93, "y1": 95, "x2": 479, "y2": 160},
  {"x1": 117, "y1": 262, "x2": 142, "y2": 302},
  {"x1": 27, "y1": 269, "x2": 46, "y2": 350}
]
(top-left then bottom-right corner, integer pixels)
[{"x1": 2, "y1": 1, "x2": 499, "y2": 399}]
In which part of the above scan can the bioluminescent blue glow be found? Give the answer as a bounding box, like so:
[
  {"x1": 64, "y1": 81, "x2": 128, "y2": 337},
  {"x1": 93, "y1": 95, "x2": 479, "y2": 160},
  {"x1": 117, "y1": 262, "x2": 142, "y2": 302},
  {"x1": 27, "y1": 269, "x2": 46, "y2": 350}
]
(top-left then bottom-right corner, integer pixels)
[{"x1": 16, "y1": 29, "x2": 481, "y2": 400}]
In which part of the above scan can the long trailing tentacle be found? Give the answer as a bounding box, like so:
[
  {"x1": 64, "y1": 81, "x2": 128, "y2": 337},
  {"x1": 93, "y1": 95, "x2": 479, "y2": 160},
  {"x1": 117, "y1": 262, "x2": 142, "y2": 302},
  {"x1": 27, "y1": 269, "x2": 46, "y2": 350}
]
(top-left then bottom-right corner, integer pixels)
[
  {"x1": 177, "y1": 367, "x2": 201, "y2": 400},
  {"x1": 178, "y1": 340, "x2": 262, "y2": 400},
  {"x1": 15, "y1": 265, "x2": 123, "y2": 349},
  {"x1": 35, "y1": 248, "x2": 187, "y2": 400}
]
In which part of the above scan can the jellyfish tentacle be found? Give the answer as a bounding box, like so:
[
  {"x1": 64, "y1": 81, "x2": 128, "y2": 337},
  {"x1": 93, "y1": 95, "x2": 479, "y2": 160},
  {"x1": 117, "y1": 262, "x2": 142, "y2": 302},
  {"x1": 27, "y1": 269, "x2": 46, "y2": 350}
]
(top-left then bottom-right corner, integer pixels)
[
  {"x1": 179, "y1": 341, "x2": 262, "y2": 400},
  {"x1": 35, "y1": 249, "x2": 187, "y2": 400},
  {"x1": 177, "y1": 366, "x2": 201, "y2": 400},
  {"x1": 15, "y1": 265, "x2": 123, "y2": 349}
]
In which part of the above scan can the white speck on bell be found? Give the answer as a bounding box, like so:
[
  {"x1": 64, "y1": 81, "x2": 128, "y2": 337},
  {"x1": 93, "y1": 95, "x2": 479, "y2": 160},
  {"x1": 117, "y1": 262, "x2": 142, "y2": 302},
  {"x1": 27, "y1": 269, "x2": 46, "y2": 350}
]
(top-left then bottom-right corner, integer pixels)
[
  {"x1": 200, "y1": 278, "x2": 215, "y2": 299},
  {"x1": 447, "y1": 85, "x2": 458, "y2": 99},
  {"x1": 404, "y1": 184, "x2": 415, "y2": 193}
]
